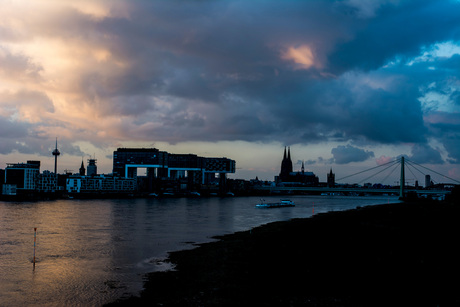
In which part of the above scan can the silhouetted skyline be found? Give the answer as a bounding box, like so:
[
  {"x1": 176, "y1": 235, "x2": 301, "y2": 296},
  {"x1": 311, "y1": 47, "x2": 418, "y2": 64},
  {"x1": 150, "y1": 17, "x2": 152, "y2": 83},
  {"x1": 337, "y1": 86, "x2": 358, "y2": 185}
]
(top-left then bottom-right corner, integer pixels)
[{"x1": 0, "y1": 1, "x2": 459, "y2": 181}]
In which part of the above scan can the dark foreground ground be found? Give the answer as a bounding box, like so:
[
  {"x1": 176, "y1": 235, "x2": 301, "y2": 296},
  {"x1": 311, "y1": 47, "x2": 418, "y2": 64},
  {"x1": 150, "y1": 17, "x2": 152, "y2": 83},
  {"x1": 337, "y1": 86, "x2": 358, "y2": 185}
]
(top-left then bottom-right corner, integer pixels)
[{"x1": 106, "y1": 199, "x2": 460, "y2": 307}]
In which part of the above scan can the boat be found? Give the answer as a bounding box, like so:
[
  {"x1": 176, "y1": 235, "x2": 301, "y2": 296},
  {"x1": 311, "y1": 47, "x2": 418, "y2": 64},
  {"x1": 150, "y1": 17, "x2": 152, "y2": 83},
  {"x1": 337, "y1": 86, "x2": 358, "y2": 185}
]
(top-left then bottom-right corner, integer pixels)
[{"x1": 256, "y1": 199, "x2": 295, "y2": 208}]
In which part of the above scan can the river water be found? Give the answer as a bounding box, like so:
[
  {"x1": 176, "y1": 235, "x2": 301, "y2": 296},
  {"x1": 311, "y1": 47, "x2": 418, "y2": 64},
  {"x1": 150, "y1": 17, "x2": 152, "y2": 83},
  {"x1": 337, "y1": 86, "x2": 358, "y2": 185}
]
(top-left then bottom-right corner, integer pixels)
[{"x1": 0, "y1": 195, "x2": 399, "y2": 306}]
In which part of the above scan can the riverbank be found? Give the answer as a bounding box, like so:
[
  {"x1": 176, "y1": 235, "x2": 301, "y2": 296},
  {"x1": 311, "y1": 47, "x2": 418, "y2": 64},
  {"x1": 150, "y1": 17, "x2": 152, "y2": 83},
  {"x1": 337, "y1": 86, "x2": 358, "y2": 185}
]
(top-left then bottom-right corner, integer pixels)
[{"x1": 106, "y1": 200, "x2": 460, "y2": 306}]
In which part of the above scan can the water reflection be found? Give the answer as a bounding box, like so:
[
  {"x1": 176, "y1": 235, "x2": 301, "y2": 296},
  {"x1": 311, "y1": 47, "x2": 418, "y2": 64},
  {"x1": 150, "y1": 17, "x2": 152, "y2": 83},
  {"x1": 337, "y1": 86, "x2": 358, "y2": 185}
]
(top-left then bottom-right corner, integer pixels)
[
  {"x1": 0, "y1": 195, "x2": 399, "y2": 306},
  {"x1": 0, "y1": 201, "x2": 116, "y2": 306}
]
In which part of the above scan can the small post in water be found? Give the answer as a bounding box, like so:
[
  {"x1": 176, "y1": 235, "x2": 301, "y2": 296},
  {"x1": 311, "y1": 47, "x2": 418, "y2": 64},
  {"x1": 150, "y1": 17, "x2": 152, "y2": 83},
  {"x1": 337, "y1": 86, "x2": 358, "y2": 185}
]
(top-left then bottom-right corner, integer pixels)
[{"x1": 33, "y1": 228, "x2": 37, "y2": 270}]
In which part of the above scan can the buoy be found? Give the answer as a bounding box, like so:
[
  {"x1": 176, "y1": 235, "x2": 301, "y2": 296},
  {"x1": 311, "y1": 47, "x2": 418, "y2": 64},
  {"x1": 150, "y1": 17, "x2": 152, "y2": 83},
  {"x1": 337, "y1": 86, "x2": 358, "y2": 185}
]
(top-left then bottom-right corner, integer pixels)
[{"x1": 33, "y1": 228, "x2": 37, "y2": 269}]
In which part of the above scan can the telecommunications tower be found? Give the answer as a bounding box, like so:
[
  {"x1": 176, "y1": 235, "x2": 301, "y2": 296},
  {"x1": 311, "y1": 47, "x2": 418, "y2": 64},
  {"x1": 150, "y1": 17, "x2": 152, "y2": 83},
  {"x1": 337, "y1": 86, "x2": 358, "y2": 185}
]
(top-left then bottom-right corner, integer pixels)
[{"x1": 52, "y1": 138, "x2": 60, "y2": 174}]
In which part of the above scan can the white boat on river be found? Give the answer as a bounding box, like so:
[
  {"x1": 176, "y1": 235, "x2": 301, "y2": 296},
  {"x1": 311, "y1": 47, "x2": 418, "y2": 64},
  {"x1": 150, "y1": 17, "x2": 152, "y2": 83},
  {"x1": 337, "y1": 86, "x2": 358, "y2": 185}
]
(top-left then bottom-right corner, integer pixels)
[{"x1": 256, "y1": 199, "x2": 295, "y2": 208}]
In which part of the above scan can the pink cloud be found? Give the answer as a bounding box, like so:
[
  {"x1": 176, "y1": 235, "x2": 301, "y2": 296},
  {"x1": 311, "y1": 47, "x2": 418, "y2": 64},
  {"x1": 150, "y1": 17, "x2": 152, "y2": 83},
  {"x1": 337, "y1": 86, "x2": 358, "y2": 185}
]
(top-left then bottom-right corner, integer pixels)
[
  {"x1": 376, "y1": 155, "x2": 393, "y2": 165},
  {"x1": 448, "y1": 167, "x2": 460, "y2": 179}
]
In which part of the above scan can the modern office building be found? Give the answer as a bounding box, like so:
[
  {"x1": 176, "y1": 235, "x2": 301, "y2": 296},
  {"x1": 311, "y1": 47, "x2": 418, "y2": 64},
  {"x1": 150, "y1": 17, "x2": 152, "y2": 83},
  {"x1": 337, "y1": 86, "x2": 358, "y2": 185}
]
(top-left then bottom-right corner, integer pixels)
[
  {"x1": 37, "y1": 170, "x2": 58, "y2": 193},
  {"x1": 0, "y1": 169, "x2": 4, "y2": 193},
  {"x1": 2, "y1": 183, "x2": 16, "y2": 196},
  {"x1": 66, "y1": 174, "x2": 136, "y2": 195},
  {"x1": 112, "y1": 148, "x2": 236, "y2": 186},
  {"x1": 4, "y1": 160, "x2": 41, "y2": 191},
  {"x1": 3, "y1": 162, "x2": 61, "y2": 196}
]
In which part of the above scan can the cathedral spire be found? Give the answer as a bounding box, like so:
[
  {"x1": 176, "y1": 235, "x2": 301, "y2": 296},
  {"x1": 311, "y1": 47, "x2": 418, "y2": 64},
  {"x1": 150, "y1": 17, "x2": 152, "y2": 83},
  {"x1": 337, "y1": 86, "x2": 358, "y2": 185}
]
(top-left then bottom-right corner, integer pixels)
[
  {"x1": 79, "y1": 159, "x2": 86, "y2": 176},
  {"x1": 280, "y1": 146, "x2": 294, "y2": 181},
  {"x1": 287, "y1": 147, "x2": 293, "y2": 173}
]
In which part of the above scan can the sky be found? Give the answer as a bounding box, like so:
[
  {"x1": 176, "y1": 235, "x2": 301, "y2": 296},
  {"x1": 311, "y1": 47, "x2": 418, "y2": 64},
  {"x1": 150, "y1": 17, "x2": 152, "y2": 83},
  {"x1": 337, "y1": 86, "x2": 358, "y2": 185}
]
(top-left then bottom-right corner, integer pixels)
[{"x1": 1, "y1": 0, "x2": 460, "y2": 185}]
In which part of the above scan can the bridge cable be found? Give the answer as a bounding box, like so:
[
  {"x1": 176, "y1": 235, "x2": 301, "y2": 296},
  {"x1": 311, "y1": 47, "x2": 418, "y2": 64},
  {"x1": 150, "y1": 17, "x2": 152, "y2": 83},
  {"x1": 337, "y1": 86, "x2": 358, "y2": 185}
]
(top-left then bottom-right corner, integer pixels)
[
  {"x1": 360, "y1": 160, "x2": 400, "y2": 184},
  {"x1": 405, "y1": 163, "x2": 419, "y2": 184},
  {"x1": 380, "y1": 162, "x2": 400, "y2": 184},
  {"x1": 405, "y1": 160, "x2": 433, "y2": 184},
  {"x1": 336, "y1": 158, "x2": 400, "y2": 182},
  {"x1": 405, "y1": 160, "x2": 427, "y2": 177},
  {"x1": 405, "y1": 159, "x2": 460, "y2": 184}
]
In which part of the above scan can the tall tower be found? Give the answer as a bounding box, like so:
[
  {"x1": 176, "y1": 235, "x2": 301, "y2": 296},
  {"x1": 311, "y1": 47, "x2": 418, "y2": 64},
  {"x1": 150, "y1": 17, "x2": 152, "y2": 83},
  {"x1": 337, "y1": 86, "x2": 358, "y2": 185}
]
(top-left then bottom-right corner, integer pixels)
[
  {"x1": 425, "y1": 174, "x2": 431, "y2": 188},
  {"x1": 327, "y1": 168, "x2": 335, "y2": 187},
  {"x1": 52, "y1": 138, "x2": 60, "y2": 174},
  {"x1": 87, "y1": 158, "x2": 97, "y2": 176},
  {"x1": 287, "y1": 147, "x2": 293, "y2": 173},
  {"x1": 280, "y1": 146, "x2": 293, "y2": 182},
  {"x1": 280, "y1": 147, "x2": 287, "y2": 181},
  {"x1": 79, "y1": 159, "x2": 86, "y2": 176}
]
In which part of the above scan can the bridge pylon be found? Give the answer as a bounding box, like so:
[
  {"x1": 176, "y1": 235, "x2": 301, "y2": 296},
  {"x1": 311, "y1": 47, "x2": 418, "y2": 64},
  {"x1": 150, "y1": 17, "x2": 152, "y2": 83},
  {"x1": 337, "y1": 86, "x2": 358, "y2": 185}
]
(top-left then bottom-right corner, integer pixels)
[{"x1": 400, "y1": 156, "x2": 405, "y2": 198}]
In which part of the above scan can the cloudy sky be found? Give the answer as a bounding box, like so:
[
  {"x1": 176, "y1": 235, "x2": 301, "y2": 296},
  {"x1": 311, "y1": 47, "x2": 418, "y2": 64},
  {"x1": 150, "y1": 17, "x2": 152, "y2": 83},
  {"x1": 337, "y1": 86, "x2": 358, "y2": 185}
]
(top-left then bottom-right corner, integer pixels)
[{"x1": 1, "y1": 0, "x2": 460, "y2": 184}]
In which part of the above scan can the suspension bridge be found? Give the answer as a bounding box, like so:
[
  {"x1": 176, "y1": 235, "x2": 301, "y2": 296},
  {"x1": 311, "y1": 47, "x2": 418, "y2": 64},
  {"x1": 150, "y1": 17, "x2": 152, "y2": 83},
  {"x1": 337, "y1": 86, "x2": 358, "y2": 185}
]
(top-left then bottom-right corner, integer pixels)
[{"x1": 255, "y1": 157, "x2": 459, "y2": 198}]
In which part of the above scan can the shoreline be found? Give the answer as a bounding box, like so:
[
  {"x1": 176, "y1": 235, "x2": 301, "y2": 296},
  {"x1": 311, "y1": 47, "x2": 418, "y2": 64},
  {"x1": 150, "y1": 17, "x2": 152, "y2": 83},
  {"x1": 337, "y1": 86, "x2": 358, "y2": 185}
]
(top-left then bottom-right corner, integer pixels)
[{"x1": 106, "y1": 200, "x2": 460, "y2": 306}]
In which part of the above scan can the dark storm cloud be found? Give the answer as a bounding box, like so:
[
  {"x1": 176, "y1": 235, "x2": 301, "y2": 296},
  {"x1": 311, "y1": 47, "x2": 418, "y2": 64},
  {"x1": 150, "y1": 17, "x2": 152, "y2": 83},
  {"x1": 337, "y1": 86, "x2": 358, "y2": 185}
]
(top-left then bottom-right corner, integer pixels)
[
  {"x1": 0, "y1": 114, "x2": 85, "y2": 157},
  {"x1": 32, "y1": 0, "x2": 457, "y2": 146},
  {"x1": 0, "y1": 117, "x2": 49, "y2": 156},
  {"x1": 3, "y1": 0, "x2": 460, "y2": 165},
  {"x1": 59, "y1": 143, "x2": 85, "y2": 157},
  {"x1": 331, "y1": 145, "x2": 374, "y2": 164},
  {"x1": 411, "y1": 53, "x2": 460, "y2": 164},
  {"x1": 443, "y1": 136, "x2": 460, "y2": 164},
  {"x1": 277, "y1": 75, "x2": 427, "y2": 145},
  {"x1": 328, "y1": 0, "x2": 460, "y2": 74},
  {"x1": 0, "y1": 116, "x2": 30, "y2": 139},
  {"x1": 409, "y1": 143, "x2": 444, "y2": 164},
  {"x1": 61, "y1": 1, "x2": 344, "y2": 107},
  {"x1": 85, "y1": 0, "x2": 456, "y2": 148},
  {"x1": 428, "y1": 119, "x2": 460, "y2": 163}
]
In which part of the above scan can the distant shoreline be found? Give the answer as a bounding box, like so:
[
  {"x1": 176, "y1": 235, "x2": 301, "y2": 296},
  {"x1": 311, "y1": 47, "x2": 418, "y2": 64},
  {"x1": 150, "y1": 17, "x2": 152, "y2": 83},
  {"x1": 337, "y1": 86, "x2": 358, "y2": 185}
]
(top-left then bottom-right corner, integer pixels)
[
  {"x1": 0, "y1": 191, "x2": 396, "y2": 202},
  {"x1": 106, "y1": 199, "x2": 460, "y2": 306}
]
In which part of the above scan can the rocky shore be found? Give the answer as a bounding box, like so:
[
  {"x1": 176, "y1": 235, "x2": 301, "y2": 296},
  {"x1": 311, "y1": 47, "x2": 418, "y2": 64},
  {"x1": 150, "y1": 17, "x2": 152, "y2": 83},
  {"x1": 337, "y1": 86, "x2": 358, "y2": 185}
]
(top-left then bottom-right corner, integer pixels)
[{"x1": 106, "y1": 199, "x2": 460, "y2": 306}]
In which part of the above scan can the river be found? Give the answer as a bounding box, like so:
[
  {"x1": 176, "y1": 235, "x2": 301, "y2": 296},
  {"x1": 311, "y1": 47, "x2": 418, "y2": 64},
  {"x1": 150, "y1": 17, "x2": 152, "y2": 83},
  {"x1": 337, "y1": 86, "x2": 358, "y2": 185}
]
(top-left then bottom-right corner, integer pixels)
[{"x1": 0, "y1": 195, "x2": 399, "y2": 306}]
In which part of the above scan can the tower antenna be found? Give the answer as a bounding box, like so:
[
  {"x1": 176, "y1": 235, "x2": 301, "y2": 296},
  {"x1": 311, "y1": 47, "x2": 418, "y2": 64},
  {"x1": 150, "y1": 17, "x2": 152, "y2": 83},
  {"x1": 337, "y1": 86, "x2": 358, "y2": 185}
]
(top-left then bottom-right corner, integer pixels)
[{"x1": 52, "y1": 137, "x2": 60, "y2": 174}]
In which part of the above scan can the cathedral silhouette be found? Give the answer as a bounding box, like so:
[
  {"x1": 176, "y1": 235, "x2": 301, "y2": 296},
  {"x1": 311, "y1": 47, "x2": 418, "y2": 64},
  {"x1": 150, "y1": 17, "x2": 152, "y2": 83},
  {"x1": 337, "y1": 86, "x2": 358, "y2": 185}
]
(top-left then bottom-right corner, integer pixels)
[
  {"x1": 276, "y1": 147, "x2": 319, "y2": 185},
  {"x1": 279, "y1": 147, "x2": 293, "y2": 182}
]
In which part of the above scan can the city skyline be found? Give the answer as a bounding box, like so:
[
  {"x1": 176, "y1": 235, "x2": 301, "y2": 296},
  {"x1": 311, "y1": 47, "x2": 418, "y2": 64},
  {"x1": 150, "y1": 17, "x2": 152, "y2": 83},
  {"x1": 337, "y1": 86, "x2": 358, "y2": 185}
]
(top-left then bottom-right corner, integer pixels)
[
  {"x1": 1, "y1": 1, "x2": 459, "y2": 183},
  {"x1": 1, "y1": 143, "x2": 455, "y2": 188}
]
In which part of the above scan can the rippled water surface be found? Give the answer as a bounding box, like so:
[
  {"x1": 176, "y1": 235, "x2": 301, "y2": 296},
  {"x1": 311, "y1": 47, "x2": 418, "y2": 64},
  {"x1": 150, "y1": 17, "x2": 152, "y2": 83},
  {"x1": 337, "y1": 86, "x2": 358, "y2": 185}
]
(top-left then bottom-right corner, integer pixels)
[{"x1": 0, "y1": 195, "x2": 399, "y2": 306}]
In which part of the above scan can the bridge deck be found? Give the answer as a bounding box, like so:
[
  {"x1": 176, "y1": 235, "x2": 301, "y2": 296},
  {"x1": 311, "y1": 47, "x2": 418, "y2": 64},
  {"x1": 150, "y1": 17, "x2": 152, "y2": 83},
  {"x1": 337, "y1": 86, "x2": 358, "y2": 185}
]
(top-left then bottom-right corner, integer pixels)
[{"x1": 254, "y1": 186, "x2": 450, "y2": 195}]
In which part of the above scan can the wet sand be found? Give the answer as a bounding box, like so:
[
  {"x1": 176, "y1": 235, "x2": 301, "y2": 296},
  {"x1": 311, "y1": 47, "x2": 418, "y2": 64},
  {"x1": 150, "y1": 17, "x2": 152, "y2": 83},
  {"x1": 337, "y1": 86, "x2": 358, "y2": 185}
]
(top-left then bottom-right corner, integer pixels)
[{"x1": 106, "y1": 200, "x2": 460, "y2": 306}]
